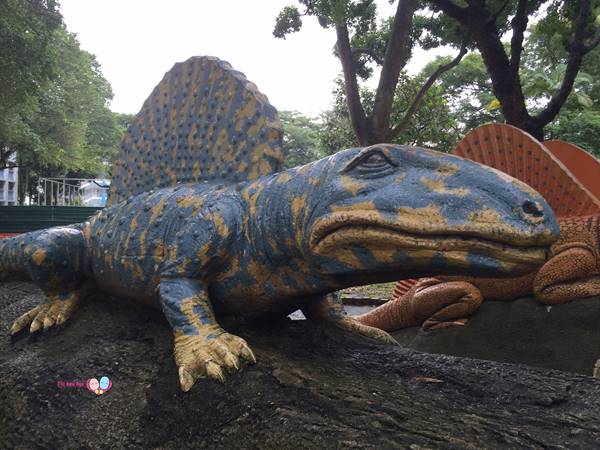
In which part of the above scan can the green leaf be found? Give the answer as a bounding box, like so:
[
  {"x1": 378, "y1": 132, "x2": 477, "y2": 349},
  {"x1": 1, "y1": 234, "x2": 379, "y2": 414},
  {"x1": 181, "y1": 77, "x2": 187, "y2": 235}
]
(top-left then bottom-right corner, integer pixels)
[
  {"x1": 486, "y1": 99, "x2": 501, "y2": 111},
  {"x1": 576, "y1": 92, "x2": 594, "y2": 108}
]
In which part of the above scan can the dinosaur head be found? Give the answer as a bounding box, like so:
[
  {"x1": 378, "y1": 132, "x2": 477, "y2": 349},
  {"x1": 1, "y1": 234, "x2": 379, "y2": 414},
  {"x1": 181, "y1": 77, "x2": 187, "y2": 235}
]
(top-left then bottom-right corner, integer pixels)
[{"x1": 299, "y1": 144, "x2": 559, "y2": 283}]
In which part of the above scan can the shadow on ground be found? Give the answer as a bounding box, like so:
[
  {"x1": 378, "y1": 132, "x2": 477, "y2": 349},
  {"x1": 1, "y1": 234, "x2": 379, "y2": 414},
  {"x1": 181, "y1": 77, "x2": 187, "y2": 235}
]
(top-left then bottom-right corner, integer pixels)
[{"x1": 1, "y1": 281, "x2": 600, "y2": 449}]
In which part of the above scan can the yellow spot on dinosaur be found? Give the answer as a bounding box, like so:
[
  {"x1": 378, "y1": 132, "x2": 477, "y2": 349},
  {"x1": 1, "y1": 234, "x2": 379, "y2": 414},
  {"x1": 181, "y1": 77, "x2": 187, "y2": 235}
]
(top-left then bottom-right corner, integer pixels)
[
  {"x1": 291, "y1": 195, "x2": 307, "y2": 222},
  {"x1": 176, "y1": 195, "x2": 205, "y2": 211},
  {"x1": 340, "y1": 175, "x2": 366, "y2": 196},
  {"x1": 211, "y1": 212, "x2": 229, "y2": 238},
  {"x1": 169, "y1": 244, "x2": 178, "y2": 260},
  {"x1": 180, "y1": 298, "x2": 204, "y2": 330},
  {"x1": 420, "y1": 176, "x2": 470, "y2": 196},
  {"x1": 197, "y1": 243, "x2": 211, "y2": 266},
  {"x1": 242, "y1": 183, "x2": 264, "y2": 217},
  {"x1": 276, "y1": 172, "x2": 292, "y2": 184},
  {"x1": 397, "y1": 204, "x2": 448, "y2": 226},
  {"x1": 468, "y1": 208, "x2": 504, "y2": 225},
  {"x1": 31, "y1": 249, "x2": 47, "y2": 266},
  {"x1": 330, "y1": 200, "x2": 379, "y2": 213},
  {"x1": 164, "y1": 167, "x2": 178, "y2": 186},
  {"x1": 150, "y1": 197, "x2": 167, "y2": 224},
  {"x1": 153, "y1": 241, "x2": 166, "y2": 263},
  {"x1": 193, "y1": 161, "x2": 201, "y2": 180},
  {"x1": 332, "y1": 248, "x2": 364, "y2": 270},
  {"x1": 437, "y1": 163, "x2": 460, "y2": 176}
]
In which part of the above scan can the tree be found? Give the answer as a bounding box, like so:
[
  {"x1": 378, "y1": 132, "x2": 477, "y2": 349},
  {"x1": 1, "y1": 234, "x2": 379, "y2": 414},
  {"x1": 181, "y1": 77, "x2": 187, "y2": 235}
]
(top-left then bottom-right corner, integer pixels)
[
  {"x1": 280, "y1": 111, "x2": 326, "y2": 168},
  {"x1": 15, "y1": 27, "x2": 126, "y2": 203},
  {"x1": 428, "y1": 19, "x2": 600, "y2": 158},
  {"x1": 320, "y1": 67, "x2": 461, "y2": 153},
  {"x1": 430, "y1": 53, "x2": 502, "y2": 134},
  {"x1": 428, "y1": 0, "x2": 600, "y2": 140},
  {"x1": 274, "y1": 0, "x2": 467, "y2": 146},
  {"x1": 0, "y1": 0, "x2": 62, "y2": 168},
  {"x1": 0, "y1": 1, "x2": 129, "y2": 203},
  {"x1": 0, "y1": 0, "x2": 61, "y2": 113}
]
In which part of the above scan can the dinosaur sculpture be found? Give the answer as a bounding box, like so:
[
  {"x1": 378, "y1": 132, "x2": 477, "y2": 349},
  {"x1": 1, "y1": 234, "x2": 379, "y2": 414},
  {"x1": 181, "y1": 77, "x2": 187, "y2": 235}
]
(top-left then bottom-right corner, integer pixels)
[
  {"x1": 1, "y1": 58, "x2": 560, "y2": 391},
  {"x1": 358, "y1": 125, "x2": 600, "y2": 331}
]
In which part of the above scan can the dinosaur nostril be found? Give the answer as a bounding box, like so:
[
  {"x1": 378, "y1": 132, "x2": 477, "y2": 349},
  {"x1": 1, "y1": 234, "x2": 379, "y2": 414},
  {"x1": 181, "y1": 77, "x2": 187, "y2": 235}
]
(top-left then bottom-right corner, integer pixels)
[{"x1": 522, "y1": 200, "x2": 544, "y2": 218}]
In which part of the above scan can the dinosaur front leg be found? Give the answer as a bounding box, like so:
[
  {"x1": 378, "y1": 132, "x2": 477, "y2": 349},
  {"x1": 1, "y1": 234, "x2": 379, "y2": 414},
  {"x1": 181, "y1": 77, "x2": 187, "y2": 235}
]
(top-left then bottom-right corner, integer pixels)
[
  {"x1": 302, "y1": 293, "x2": 397, "y2": 345},
  {"x1": 534, "y1": 244, "x2": 600, "y2": 305},
  {"x1": 356, "y1": 278, "x2": 483, "y2": 331},
  {"x1": 159, "y1": 277, "x2": 256, "y2": 391}
]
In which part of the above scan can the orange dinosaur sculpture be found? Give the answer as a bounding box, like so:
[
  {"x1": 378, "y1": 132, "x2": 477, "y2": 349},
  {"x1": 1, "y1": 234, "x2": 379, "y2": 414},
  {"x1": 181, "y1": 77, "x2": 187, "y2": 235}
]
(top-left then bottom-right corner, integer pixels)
[{"x1": 357, "y1": 125, "x2": 600, "y2": 331}]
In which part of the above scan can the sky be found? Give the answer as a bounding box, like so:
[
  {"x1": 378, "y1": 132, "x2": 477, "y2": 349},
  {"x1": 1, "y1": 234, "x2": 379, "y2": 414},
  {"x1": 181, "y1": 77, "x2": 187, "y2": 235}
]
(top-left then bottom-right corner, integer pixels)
[{"x1": 59, "y1": 0, "x2": 448, "y2": 118}]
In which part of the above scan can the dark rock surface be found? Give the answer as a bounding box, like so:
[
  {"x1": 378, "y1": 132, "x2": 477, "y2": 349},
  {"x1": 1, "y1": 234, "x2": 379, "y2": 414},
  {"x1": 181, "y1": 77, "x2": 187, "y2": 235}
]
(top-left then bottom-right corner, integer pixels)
[
  {"x1": 393, "y1": 296, "x2": 600, "y2": 376},
  {"x1": 2, "y1": 281, "x2": 600, "y2": 449}
]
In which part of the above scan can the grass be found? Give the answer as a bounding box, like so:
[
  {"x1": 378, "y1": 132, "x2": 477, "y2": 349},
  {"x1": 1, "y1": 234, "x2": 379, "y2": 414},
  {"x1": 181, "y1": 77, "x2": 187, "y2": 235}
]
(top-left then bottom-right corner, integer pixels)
[{"x1": 340, "y1": 282, "x2": 396, "y2": 301}]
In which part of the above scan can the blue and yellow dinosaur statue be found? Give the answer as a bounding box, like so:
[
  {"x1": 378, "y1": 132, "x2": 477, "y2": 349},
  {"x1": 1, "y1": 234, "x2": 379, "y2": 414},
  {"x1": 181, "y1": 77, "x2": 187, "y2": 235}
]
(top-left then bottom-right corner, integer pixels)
[{"x1": 1, "y1": 56, "x2": 559, "y2": 391}]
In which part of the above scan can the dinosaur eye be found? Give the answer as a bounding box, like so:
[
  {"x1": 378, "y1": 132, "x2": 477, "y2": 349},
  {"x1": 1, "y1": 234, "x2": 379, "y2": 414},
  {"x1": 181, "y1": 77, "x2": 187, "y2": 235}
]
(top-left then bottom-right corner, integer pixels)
[
  {"x1": 360, "y1": 152, "x2": 387, "y2": 167},
  {"x1": 343, "y1": 149, "x2": 396, "y2": 175}
]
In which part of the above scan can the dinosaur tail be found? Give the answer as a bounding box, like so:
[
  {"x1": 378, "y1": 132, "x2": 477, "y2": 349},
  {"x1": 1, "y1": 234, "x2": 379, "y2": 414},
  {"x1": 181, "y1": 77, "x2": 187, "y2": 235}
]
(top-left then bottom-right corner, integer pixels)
[{"x1": 0, "y1": 234, "x2": 31, "y2": 281}]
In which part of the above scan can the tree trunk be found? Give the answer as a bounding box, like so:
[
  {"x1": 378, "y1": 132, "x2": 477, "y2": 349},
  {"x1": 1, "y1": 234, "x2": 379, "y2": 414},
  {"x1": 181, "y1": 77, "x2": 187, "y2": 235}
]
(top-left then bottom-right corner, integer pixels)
[
  {"x1": 335, "y1": 23, "x2": 369, "y2": 146},
  {"x1": 370, "y1": 0, "x2": 418, "y2": 143},
  {"x1": 467, "y1": 12, "x2": 532, "y2": 132}
]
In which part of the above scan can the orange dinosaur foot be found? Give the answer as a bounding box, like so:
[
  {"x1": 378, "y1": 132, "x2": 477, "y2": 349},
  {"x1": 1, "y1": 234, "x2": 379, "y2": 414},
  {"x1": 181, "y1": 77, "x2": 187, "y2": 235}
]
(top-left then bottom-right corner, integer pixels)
[
  {"x1": 411, "y1": 279, "x2": 483, "y2": 331},
  {"x1": 534, "y1": 243, "x2": 600, "y2": 305},
  {"x1": 357, "y1": 278, "x2": 483, "y2": 332}
]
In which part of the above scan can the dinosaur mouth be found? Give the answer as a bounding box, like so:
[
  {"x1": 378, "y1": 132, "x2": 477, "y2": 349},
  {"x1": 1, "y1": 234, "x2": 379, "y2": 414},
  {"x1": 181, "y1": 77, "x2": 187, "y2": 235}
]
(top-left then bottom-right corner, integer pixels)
[{"x1": 310, "y1": 217, "x2": 552, "y2": 272}]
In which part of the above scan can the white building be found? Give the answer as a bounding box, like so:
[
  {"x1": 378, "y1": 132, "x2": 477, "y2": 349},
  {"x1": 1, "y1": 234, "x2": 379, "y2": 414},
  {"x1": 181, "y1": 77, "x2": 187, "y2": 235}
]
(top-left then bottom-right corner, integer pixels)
[
  {"x1": 0, "y1": 166, "x2": 18, "y2": 205},
  {"x1": 80, "y1": 179, "x2": 110, "y2": 207}
]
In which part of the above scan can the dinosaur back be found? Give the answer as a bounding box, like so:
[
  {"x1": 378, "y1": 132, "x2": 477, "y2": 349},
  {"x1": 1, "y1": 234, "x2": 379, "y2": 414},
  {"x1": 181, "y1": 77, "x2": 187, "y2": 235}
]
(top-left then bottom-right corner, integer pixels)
[
  {"x1": 107, "y1": 56, "x2": 284, "y2": 205},
  {"x1": 453, "y1": 123, "x2": 600, "y2": 217}
]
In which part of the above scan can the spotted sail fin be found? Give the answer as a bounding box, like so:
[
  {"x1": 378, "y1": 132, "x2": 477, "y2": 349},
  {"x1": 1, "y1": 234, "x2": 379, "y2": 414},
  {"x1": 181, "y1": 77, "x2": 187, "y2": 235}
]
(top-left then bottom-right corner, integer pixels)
[{"x1": 108, "y1": 56, "x2": 284, "y2": 205}]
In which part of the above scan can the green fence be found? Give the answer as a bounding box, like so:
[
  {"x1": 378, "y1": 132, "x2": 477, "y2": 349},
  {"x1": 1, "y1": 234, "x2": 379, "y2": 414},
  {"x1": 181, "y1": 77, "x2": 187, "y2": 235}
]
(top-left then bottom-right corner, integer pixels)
[{"x1": 0, "y1": 206, "x2": 103, "y2": 233}]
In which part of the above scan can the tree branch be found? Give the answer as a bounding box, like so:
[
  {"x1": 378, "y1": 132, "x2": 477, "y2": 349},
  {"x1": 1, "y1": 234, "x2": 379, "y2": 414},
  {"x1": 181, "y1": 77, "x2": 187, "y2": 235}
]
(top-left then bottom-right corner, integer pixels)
[
  {"x1": 371, "y1": 0, "x2": 418, "y2": 142},
  {"x1": 351, "y1": 47, "x2": 384, "y2": 65},
  {"x1": 584, "y1": 27, "x2": 600, "y2": 52},
  {"x1": 491, "y1": 0, "x2": 511, "y2": 24},
  {"x1": 534, "y1": 0, "x2": 592, "y2": 127},
  {"x1": 335, "y1": 22, "x2": 369, "y2": 145},
  {"x1": 509, "y1": 0, "x2": 529, "y2": 75},
  {"x1": 430, "y1": 0, "x2": 469, "y2": 23},
  {"x1": 390, "y1": 41, "x2": 468, "y2": 140}
]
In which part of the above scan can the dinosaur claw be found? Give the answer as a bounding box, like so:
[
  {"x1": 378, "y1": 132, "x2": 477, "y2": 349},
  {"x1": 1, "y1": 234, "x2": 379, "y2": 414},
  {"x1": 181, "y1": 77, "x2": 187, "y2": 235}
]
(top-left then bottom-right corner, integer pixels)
[
  {"x1": 240, "y1": 344, "x2": 256, "y2": 364},
  {"x1": 206, "y1": 362, "x2": 225, "y2": 382},
  {"x1": 223, "y1": 353, "x2": 240, "y2": 371},
  {"x1": 43, "y1": 317, "x2": 54, "y2": 330},
  {"x1": 30, "y1": 320, "x2": 42, "y2": 333},
  {"x1": 178, "y1": 367, "x2": 195, "y2": 392}
]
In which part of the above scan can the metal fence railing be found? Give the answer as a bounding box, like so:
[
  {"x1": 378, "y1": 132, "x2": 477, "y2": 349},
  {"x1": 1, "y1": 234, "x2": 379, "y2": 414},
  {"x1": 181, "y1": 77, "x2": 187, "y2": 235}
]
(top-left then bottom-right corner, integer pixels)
[{"x1": 37, "y1": 178, "x2": 109, "y2": 207}]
